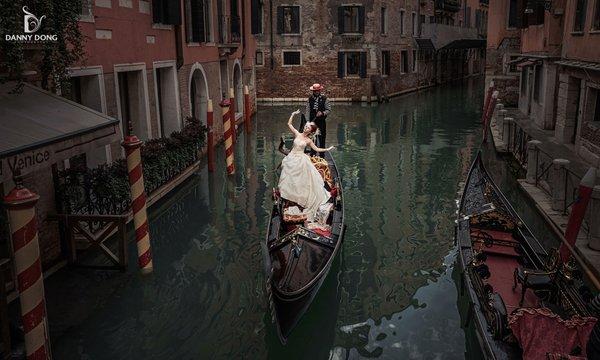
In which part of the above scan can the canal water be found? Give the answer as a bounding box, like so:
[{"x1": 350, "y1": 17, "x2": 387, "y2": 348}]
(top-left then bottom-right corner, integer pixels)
[{"x1": 43, "y1": 78, "x2": 560, "y2": 359}]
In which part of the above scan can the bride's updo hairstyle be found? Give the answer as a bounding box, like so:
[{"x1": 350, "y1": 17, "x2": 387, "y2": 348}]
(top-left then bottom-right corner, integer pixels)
[{"x1": 305, "y1": 122, "x2": 318, "y2": 134}]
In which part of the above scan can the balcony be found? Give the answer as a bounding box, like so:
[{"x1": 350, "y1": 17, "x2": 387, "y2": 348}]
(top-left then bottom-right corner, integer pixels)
[
  {"x1": 435, "y1": 0, "x2": 461, "y2": 12},
  {"x1": 218, "y1": 15, "x2": 241, "y2": 56}
]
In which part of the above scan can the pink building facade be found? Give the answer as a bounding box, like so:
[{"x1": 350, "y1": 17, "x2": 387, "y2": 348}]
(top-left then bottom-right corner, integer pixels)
[{"x1": 486, "y1": 0, "x2": 600, "y2": 165}]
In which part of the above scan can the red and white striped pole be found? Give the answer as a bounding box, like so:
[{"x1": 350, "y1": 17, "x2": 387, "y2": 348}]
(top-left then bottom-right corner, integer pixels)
[
  {"x1": 229, "y1": 87, "x2": 236, "y2": 145},
  {"x1": 4, "y1": 172, "x2": 51, "y2": 360},
  {"x1": 220, "y1": 99, "x2": 235, "y2": 175},
  {"x1": 483, "y1": 91, "x2": 499, "y2": 143},
  {"x1": 207, "y1": 99, "x2": 215, "y2": 173},
  {"x1": 482, "y1": 80, "x2": 495, "y2": 115},
  {"x1": 559, "y1": 167, "x2": 597, "y2": 263},
  {"x1": 244, "y1": 85, "x2": 251, "y2": 134},
  {"x1": 121, "y1": 134, "x2": 153, "y2": 274}
]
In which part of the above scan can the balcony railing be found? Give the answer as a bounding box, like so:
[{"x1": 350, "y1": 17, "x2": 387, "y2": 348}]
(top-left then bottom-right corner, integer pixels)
[{"x1": 218, "y1": 15, "x2": 241, "y2": 45}]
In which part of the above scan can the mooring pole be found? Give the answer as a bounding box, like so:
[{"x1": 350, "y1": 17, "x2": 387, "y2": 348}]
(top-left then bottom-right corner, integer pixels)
[
  {"x1": 220, "y1": 99, "x2": 235, "y2": 175},
  {"x1": 229, "y1": 87, "x2": 236, "y2": 145},
  {"x1": 121, "y1": 133, "x2": 153, "y2": 274},
  {"x1": 244, "y1": 85, "x2": 251, "y2": 134},
  {"x1": 3, "y1": 172, "x2": 52, "y2": 360},
  {"x1": 483, "y1": 91, "x2": 499, "y2": 143},
  {"x1": 207, "y1": 99, "x2": 215, "y2": 173}
]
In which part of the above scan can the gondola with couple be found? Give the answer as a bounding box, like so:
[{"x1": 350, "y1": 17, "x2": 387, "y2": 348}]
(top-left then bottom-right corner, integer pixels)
[{"x1": 262, "y1": 109, "x2": 345, "y2": 344}]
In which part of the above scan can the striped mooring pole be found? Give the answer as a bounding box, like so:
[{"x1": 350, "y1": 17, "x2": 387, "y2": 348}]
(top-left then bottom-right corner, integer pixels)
[
  {"x1": 207, "y1": 99, "x2": 215, "y2": 173},
  {"x1": 121, "y1": 134, "x2": 153, "y2": 274},
  {"x1": 3, "y1": 172, "x2": 51, "y2": 359},
  {"x1": 483, "y1": 91, "x2": 499, "y2": 143},
  {"x1": 220, "y1": 98, "x2": 235, "y2": 175},
  {"x1": 244, "y1": 85, "x2": 251, "y2": 134},
  {"x1": 229, "y1": 87, "x2": 236, "y2": 145},
  {"x1": 482, "y1": 80, "x2": 495, "y2": 114}
]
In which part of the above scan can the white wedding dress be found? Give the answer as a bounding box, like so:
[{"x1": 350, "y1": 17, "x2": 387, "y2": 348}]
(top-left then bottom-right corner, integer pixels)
[{"x1": 279, "y1": 137, "x2": 330, "y2": 220}]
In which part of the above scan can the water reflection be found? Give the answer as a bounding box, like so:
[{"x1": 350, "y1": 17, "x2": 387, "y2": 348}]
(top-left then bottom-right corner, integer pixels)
[{"x1": 46, "y1": 78, "x2": 498, "y2": 359}]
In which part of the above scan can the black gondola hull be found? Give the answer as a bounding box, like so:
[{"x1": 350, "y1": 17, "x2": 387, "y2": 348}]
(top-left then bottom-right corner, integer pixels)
[{"x1": 264, "y1": 151, "x2": 345, "y2": 344}]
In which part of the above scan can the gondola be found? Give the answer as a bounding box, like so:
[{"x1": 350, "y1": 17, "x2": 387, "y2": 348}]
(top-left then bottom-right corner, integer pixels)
[
  {"x1": 262, "y1": 139, "x2": 345, "y2": 344},
  {"x1": 456, "y1": 152, "x2": 595, "y2": 359}
]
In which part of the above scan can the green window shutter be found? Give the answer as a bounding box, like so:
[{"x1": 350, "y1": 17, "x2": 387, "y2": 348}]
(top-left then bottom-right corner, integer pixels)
[
  {"x1": 359, "y1": 52, "x2": 367, "y2": 78},
  {"x1": 338, "y1": 52, "x2": 345, "y2": 78},
  {"x1": 338, "y1": 6, "x2": 345, "y2": 34},
  {"x1": 358, "y1": 6, "x2": 365, "y2": 33},
  {"x1": 277, "y1": 6, "x2": 284, "y2": 34}
]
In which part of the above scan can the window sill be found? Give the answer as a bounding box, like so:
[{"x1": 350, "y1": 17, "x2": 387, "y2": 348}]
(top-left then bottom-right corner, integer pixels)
[
  {"x1": 152, "y1": 24, "x2": 174, "y2": 30},
  {"x1": 281, "y1": 33, "x2": 302, "y2": 36},
  {"x1": 590, "y1": 29, "x2": 600, "y2": 34},
  {"x1": 282, "y1": 64, "x2": 302, "y2": 67},
  {"x1": 187, "y1": 42, "x2": 216, "y2": 47},
  {"x1": 79, "y1": 15, "x2": 94, "y2": 23},
  {"x1": 570, "y1": 31, "x2": 584, "y2": 36},
  {"x1": 341, "y1": 32, "x2": 363, "y2": 36}
]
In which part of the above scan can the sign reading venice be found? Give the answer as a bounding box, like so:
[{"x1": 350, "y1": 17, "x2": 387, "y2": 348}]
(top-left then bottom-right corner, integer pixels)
[{"x1": 0, "y1": 150, "x2": 53, "y2": 181}]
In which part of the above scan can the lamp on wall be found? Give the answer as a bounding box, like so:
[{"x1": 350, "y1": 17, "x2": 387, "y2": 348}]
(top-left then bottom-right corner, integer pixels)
[{"x1": 524, "y1": 0, "x2": 552, "y2": 13}]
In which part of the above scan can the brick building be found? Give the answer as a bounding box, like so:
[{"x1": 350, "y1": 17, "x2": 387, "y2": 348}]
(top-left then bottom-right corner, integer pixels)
[
  {"x1": 253, "y1": 0, "x2": 487, "y2": 102},
  {"x1": 1, "y1": 0, "x2": 258, "y2": 271},
  {"x1": 485, "y1": 0, "x2": 600, "y2": 165}
]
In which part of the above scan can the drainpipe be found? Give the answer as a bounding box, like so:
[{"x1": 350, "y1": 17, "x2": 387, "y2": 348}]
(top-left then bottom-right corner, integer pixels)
[
  {"x1": 175, "y1": 24, "x2": 184, "y2": 69},
  {"x1": 241, "y1": 0, "x2": 246, "y2": 65},
  {"x1": 269, "y1": 0, "x2": 274, "y2": 70}
]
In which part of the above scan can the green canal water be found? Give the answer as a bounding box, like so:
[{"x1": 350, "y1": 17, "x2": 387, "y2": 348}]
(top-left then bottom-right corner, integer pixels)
[{"x1": 43, "y1": 78, "x2": 562, "y2": 359}]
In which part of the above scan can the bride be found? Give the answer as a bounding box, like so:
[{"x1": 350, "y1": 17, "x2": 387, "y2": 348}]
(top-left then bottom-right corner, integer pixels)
[{"x1": 279, "y1": 109, "x2": 335, "y2": 220}]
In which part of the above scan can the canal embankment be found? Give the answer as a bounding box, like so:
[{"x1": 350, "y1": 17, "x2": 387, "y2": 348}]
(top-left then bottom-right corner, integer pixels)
[{"x1": 489, "y1": 103, "x2": 600, "y2": 282}]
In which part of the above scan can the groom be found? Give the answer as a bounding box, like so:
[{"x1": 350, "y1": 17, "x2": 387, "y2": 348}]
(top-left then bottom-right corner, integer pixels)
[{"x1": 301, "y1": 83, "x2": 331, "y2": 148}]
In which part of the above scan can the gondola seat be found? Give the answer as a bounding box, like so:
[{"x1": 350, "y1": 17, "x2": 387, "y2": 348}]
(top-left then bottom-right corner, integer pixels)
[{"x1": 513, "y1": 268, "x2": 557, "y2": 307}]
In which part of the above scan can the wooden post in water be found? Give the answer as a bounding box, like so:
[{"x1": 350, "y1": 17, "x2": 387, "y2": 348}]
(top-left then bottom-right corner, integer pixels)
[
  {"x1": 244, "y1": 85, "x2": 251, "y2": 134},
  {"x1": 122, "y1": 133, "x2": 153, "y2": 274},
  {"x1": 207, "y1": 99, "x2": 215, "y2": 173},
  {"x1": 3, "y1": 172, "x2": 52, "y2": 359},
  {"x1": 483, "y1": 91, "x2": 499, "y2": 143},
  {"x1": 229, "y1": 87, "x2": 236, "y2": 145},
  {"x1": 220, "y1": 99, "x2": 235, "y2": 175}
]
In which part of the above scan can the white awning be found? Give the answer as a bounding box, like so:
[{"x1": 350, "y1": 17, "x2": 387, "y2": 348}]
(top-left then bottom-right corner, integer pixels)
[{"x1": 0, "y1": 82, "x2": 121, "y2": 182}]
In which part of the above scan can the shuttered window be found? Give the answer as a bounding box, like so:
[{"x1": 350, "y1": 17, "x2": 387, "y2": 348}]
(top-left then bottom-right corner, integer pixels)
[
  {"x1": 381, "y1": 51, "x2": 390, "y2": 76},
  {"x1": 282, "y1": 51, "x2": 301, "y2": 66},
  {"x1": 153, "y1": 0, "x2": 182, "y2": 25},
  {"x1": 401, "y1": 50, "x2": 408, "y2": 73},
  {"x1": 400, "y1": 10, "x2": 405, "y2": 35},
  {"x1": 412, "y1": 50, "x2": 417, "y2": 72},
  {"x1": 381, "y1": 7, "x2": 387, "y2": 34},
  {"x1": 256, "y1": 51, "x2": 264, "y2": 66},
  {"x1": 574, "y1": 0, "x2": 587, "y2": 31},
  {"x1": 251, "y1": 0, "x2": 263, "y2": 34},
  {"x1": 185, "y1": 0, "x2": 211, "y2": 43},
  {"x1": 594, "y1": 0, "x2": 600, "y2": 30},
  {"x1": 338, "y1": 5, "x2": 364, "y2": 34},
  {"x1": 277, "y1": 6, "x2": 300, "y2": 34},
  {"x1": 338, "y1": 51, "x2": 367, "y2": 78}
]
